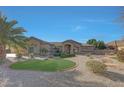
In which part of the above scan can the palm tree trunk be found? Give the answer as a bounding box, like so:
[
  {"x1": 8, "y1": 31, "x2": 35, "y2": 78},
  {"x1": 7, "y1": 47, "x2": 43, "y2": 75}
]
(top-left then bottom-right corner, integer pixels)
[
  {"x1": 2, "y1": 44, "x2": 6, "y2": 59},
  {"x1": 0, "y1": 43, "x2": 6, "y2": 61}
]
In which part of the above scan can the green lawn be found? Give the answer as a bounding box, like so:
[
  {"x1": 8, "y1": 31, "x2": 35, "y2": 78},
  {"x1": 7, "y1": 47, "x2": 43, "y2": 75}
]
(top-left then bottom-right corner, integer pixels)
[{"x1": 10, "y1": 59, "x2": 76, "y2": 71}]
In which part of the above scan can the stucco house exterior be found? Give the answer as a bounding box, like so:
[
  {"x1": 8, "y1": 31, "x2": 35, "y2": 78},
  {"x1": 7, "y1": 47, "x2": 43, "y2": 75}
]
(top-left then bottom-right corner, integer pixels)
[
  {"x1": 107, "y1": 40, "x2": 124, "y2": 51},
  {"x1": 0, "y1": 37, "x2": 116, "y2": 58},
  {"x1": 23, "y1": 37, "x2": 95, "y2": 56},
  {"x1": 26, "y1": 37, "x2": 54, "y2": 56}
]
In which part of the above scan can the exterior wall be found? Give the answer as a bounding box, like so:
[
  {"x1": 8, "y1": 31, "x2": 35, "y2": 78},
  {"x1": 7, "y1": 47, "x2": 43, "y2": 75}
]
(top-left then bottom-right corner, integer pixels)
[
  {"x1": 27, "y1": 39, "x2": 41, "y2": 55},
  {"x1": 7, "y1": 37, "x2": 115, "y2": 57},
  {"x1": 62, "y1": 42, "x2": 82, "y2": 54},
  {"x1": 62, "y1": 43, "x2": 74, "y2": 54},
  {"x1": 80, "y1": 49, "x2": 116, "y2": 55},
  {"x1": 40, "y1": 44, "x2": 54, "y2": 56},
  {"x1": 5, "y1": 45, "x2": 28, "y2": 55},
  {"x1": 80, "y1": 46, "x2": 95, "y2": 54},
  {"x1": 26, "y1": 38, "x2": 54, "y2": 57},
  {"x1": 81, "y1": 46, "x2": 95, "y2": 51}
]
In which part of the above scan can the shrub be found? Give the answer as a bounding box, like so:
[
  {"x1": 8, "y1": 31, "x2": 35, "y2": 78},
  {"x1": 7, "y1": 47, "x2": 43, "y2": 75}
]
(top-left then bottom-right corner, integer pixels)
[
  {"x1": 53, "y1": 52, "x2": 61, "y2": 57},
  {"x1": 60, "y1": 53, "x2": 75, "y2": 58},
  {"x1": 117, "y1": 50, "x2": 124, "y2": 62},
  {"x1": 86, "y1": 60, "x2": 107, "y2": 73},
  {"x1": 86, "y1": 53, "x2": 91, "y2": 57}
]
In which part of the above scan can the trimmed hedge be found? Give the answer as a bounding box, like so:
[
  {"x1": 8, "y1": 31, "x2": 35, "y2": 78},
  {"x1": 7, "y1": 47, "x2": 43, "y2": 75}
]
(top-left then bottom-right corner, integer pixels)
[{"x1": 86, "y1": 60, "x2": 107, "y2": 73}]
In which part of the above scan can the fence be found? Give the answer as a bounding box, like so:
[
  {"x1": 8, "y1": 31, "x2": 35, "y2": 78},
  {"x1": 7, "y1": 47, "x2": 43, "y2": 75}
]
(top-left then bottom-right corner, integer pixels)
[{"x1": 80, "y1": 49, "x2": 116, "y2": 55}]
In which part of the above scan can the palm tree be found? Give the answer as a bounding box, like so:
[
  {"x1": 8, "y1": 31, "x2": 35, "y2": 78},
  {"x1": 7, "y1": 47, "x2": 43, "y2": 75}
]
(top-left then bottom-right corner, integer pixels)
[{"x1": 0, "y1": 13, "x2": 27, "y2": 60}]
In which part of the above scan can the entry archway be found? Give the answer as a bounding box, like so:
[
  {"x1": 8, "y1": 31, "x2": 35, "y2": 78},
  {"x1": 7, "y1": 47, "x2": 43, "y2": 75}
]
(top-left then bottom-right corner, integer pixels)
[{"x1": 64, "y1": 44, "x2": 72, "y2": 54}]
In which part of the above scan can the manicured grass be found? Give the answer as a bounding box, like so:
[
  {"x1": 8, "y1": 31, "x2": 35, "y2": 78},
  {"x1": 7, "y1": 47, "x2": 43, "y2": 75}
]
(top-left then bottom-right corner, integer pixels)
[{"x1": 10, "y1": 59, "x2": 76, "y2": 71}]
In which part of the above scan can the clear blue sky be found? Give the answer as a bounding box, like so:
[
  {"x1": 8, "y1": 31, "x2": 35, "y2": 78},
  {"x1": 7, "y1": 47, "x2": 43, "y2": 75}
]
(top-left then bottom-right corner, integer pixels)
[{"x1": 0, "y1": 6, "x2": 124, "y2": 43}]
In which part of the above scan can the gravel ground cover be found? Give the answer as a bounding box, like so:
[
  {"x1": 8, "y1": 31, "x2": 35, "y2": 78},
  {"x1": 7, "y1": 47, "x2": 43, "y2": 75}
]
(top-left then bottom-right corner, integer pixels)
[{"x1": 1, "y1": 55, "x2": 124, "y2": 87}]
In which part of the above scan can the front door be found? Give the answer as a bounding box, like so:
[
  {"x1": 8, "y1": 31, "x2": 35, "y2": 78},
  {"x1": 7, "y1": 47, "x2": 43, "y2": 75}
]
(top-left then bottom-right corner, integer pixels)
[{"x1": 64, "y1": 44, "x2": 71, "y2": 54}]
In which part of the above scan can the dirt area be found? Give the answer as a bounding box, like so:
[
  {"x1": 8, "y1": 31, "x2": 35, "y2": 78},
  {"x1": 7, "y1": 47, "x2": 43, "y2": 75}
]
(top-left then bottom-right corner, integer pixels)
[
  {"x1": 1, "y1": 55, "x2": 124, "y2": 87},
  {"x1": 66, "y1": 55, "x2": 124, "y2": 87}
]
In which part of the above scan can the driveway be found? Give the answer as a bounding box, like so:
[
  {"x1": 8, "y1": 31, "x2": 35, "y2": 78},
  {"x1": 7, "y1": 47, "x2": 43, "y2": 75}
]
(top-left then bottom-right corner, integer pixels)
[{"x1": 1, "y1": 55, "x2": 124, "y2": 87}]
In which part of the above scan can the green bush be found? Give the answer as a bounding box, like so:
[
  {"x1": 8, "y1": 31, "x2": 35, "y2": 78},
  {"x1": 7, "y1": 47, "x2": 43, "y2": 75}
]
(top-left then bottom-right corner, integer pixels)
[
  {"x1": 53, "y1": 52, "x2": 61, "y2": 57},
  {"x1": 117, "y1": 50, "x2": 124, "y2": 62},
  {"x1": 60, "y1": 53, "x2": 75, "y2": 58},
  {"x1": 86, "y1": 60, "x2": 107, "y2": 73}
]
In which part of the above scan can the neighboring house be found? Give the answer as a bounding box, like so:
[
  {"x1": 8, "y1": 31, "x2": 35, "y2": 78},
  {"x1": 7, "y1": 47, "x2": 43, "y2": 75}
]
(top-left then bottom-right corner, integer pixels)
[{"x1": 107, "y1": 40, "x2": 124, "y2": 50}]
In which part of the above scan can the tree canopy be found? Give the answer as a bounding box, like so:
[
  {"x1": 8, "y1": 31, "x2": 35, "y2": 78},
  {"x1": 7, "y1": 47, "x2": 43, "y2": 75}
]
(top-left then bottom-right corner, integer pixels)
[
  {"x1": 87, "y1": 39, "x2": 106, "y2": 49},
  {"x1": 0, "y1": 12, "x2": 27, "y2": 59}
]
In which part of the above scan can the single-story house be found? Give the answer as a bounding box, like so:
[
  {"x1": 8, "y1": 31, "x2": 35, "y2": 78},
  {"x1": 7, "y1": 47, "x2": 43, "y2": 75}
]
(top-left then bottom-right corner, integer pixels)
[
  {"x1": 107, "y1": 40, "x2": 124, "y2": 50},
  {"x1": 0, "y1": 37, "x2": 116, "y2": 58},
  {"x1": 22, "y1": 37, "x2": 95, "y2": 56}
]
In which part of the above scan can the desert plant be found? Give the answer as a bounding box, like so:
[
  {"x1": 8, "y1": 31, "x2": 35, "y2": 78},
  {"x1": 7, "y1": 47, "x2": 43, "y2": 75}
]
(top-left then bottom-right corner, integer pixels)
[
  {"x1": 86, "y1": 53, "x2": 91, "y2": 57},
  {"x1": 86, "y1": 60, "x2": 107, "y2": 73},
  {"x1": 117, "y1": 50, "x2": 124, "y2": 62}
]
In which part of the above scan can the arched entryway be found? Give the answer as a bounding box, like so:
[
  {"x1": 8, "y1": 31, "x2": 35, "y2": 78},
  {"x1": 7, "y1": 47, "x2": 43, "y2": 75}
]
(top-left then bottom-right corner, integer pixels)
[{"x1": 64, "y1": 44, "x2": 72, "y2": 54}]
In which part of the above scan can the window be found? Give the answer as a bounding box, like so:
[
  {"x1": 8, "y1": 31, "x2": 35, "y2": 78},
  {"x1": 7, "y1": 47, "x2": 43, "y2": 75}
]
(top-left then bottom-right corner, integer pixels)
[{"x1": 28, "y1": 46, "x2": 34, "y2": 53}]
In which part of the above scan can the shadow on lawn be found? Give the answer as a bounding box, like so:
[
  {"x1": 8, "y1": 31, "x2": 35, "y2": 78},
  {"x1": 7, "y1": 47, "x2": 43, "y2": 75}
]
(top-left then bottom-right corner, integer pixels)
[{"x1": 103, "y1": 71, "x2": 124, "y2": 82}]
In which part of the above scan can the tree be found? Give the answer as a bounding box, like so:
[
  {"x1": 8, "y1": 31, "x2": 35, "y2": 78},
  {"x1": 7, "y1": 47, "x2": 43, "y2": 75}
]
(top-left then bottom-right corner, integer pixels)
[
  {"x1": 0, "y1": 13, "x2": 27, "y2": 60},
  {"x1": 87, "y1": 39, "x2": 106, "y2": 49},
  {"x1": 87, "y1": 39, "x2": 97, "y2": 46},
  {"x1": 96, "y1": 40, "x2": 106, "y2": 49}
]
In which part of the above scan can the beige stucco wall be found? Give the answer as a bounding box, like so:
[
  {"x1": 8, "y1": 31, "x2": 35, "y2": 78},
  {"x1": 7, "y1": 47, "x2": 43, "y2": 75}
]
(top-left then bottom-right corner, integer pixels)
[
  {"x1": 26, "y1": 39, "x2": 54, "y2": 56},
  {"x1": 62, "y1": 42, "x2": 82, "y2": 54}
]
